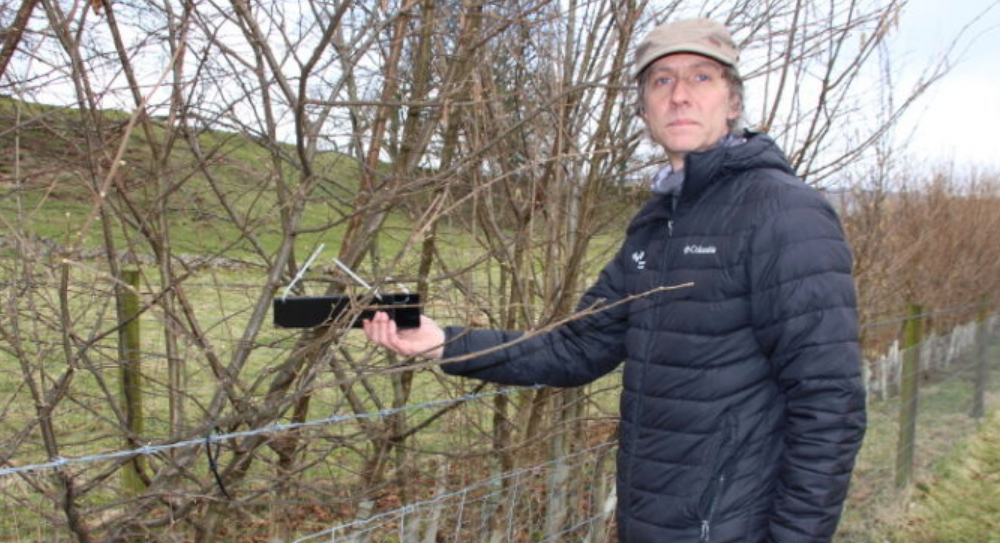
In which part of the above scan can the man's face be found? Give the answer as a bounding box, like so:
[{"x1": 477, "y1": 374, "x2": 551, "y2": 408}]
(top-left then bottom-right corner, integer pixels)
[{"x1": 640, "y1": 53, "x2": 739, "y2": 169}]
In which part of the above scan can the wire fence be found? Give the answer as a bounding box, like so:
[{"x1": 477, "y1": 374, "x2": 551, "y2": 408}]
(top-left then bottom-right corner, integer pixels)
[
  {"x1": 2, "y1": 303, "x2": 989, "y2": 475},
  {"x1": 289, "y1": 441, "x2": 617, "y2": 543},
  {"x1": 0, "y1": 383, "x2": 543, "y2": 478},
  {"x1": 836, "y1": 314, "x2": 999, "y2": 542},
  {"x1": 0, "y1": 275, "x2": 997, "y2": 543}
]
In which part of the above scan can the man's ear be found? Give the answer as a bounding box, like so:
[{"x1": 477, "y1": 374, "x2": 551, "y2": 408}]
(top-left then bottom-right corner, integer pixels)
[{"x1": 728, "y1": 93, "x2": 742, "y2": 121}]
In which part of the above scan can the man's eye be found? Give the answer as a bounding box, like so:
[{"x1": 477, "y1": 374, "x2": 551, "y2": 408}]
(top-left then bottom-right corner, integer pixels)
[
  {"x1": 654, "y1": 76, "x2": 674, "y2": 86},
  {"x1": 693, "y1": 73, "x2": 712, "y2": 83}
]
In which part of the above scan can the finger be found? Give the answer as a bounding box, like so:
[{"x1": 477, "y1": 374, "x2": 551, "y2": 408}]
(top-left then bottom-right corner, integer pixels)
[
  {"x1": 365, "y1": 311, "x2": 388, "y2": 345},
  {"x1": 382, "y1": 316, "x2": 410, "y2": 355},
  {"x1": 374, "y1": 312, "x2": 394, "y2": 347},
  {"x1": 376, "y1": 313, "x2": 406, "y2": 353}
]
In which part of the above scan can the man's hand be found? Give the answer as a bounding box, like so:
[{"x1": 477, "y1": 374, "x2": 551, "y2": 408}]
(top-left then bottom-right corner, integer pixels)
[{"x1": 362, "y1": 311, "x2": 445, "y2": 359}]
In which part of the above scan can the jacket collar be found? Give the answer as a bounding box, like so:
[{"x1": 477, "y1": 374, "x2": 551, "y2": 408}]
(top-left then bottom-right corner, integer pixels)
[
  {"x1": 629, "y1": 132, "x2": 794, "y2": 232},
  {"x1": 649, "y1": 133, "x2": 748, "y2": 197},
  {"x1": 681, "y1": 131, "x2": 792, "y2": 202}
]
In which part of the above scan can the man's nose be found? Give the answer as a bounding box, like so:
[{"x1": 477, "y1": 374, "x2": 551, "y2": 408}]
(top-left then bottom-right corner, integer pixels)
[{"x1": 670, "y1": 77, "x2": 692, "y2": 104}]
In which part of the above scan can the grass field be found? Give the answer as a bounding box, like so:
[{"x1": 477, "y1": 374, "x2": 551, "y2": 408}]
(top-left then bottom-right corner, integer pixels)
[{"x1": 884, "y1": 406, "x2": 1000, "y2": 543}]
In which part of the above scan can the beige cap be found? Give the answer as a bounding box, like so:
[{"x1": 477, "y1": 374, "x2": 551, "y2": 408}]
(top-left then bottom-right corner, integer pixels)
[{"x1": 634, "y1": 19, "x2": 739, "y2": 77}]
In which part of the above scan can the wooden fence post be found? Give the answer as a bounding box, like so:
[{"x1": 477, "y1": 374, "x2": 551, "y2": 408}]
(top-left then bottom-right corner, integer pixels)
[
  {"x1": 971, "y1": 300, "x2": 990, "y2": 420},
  {"x1": 120, "y1": 269, "x2": 145, "y2": 494},
  {"x1": 895, "y1": 303, "x2": 923, "y2": 490}
]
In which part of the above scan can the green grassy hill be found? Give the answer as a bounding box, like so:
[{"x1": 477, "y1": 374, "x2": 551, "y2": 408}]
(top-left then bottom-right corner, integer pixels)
[
  {"x1": 0, "y1": 96, "x2": 367, "y2": 261},
  {"x1": 2, "y1": 95, "x2": 640, "y2": 274}
]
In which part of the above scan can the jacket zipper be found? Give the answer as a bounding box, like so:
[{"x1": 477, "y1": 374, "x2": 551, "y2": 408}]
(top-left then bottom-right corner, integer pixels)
[
  {"x1": 699, "y1": 473, "x2": 725, "y2": 542},
  {"x1": 699, "y1": 413, "x2": 736, "y2": 543},
  {"x1": 625, "y1": 216, "x2": 674, "y2": 543}
]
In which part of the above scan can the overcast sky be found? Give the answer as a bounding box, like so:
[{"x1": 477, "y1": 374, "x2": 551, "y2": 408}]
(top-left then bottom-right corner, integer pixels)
[{"x1": 893, "y1": 0, "x2": 1000, "y2": 170}]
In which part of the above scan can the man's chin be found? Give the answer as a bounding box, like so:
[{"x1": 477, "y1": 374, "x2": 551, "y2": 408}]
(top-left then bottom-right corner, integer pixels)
[{"x1": 663, "y1": 142, "x2": 701, "y2": 155}]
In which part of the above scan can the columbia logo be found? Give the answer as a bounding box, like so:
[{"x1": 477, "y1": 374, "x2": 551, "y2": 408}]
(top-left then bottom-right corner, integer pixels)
[
  {"x1": 632, "y1": 251, "x2": 646, "y2": 270},
  {"x1": 683, "y1": 245, "x2": 717, "y2": 255}
]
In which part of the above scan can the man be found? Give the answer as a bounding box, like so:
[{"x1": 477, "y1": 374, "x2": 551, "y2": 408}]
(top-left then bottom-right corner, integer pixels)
[{"x1": 364, "y1": 18, "x2": 866, "y2": 543}]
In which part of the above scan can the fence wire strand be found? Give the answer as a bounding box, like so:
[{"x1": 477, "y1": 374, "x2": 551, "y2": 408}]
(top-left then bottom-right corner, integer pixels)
[{"x1": 0, "y1": 383, "x2": 543, "y2": 478}]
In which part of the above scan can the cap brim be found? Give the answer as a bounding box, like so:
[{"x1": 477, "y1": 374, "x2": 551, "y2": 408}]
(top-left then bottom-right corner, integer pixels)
[{"x1": 634, "y1": 46, "x2": 736, "y2": 78}]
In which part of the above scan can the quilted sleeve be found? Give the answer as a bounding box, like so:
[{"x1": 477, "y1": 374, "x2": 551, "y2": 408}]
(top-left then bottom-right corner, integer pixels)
[
  {"x1": 439, "y1": 249, "x2": 630, "y2": 388},
  {"x1": 749, "y1": 188, "x2": 867, "y2": 543}
]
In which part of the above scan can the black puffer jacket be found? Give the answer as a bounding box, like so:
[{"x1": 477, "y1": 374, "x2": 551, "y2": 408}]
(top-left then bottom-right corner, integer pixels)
[{"x1": 441, "y1": 132, "x2": 866, "y2": 543}]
